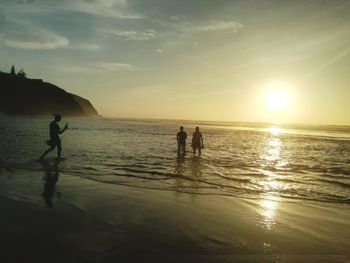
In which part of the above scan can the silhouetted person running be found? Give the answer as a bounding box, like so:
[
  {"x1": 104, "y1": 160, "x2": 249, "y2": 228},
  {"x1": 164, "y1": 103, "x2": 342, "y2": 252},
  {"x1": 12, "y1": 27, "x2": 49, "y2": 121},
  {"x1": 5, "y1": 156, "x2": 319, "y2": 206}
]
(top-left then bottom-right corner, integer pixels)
[
  {"x1": 39, "y1": 114, "x2": 68, "y2": 160},
  {"x1": 177, "y1": 126, "x2": 187, "y2": 157},
  {"x1": 191, "y1": 126, "x2": 203, "y2": 156}
]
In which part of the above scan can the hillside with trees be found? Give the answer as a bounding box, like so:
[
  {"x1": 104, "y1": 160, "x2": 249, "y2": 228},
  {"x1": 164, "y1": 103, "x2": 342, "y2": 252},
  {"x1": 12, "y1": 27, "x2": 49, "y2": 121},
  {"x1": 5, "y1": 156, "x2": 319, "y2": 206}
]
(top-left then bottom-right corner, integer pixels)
[{"x1": 0, "y1": 66, "x2": 99, "y2": 116}]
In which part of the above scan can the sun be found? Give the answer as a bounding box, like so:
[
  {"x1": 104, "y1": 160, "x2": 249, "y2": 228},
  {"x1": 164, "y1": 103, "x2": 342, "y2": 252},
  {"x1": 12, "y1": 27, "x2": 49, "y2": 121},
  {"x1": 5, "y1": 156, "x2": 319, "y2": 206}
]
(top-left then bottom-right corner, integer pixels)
[{"x1": 265, "y1": 88, "x2": 289, "y2": 112}]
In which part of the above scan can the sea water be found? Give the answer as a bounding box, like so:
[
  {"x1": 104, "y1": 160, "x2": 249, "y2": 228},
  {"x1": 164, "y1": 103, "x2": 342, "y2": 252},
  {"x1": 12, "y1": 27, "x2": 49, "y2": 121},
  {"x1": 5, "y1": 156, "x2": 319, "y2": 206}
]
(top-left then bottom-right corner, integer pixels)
[{"x1": 0, "y1": 116, "x2": 349, "y2": 204}]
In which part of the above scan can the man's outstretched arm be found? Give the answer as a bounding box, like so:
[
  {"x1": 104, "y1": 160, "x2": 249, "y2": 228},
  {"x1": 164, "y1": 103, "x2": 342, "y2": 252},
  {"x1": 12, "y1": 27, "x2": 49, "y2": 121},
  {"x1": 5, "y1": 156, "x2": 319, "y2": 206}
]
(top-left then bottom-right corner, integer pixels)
[{"x1": 59, "y1": 123, "x2": 68, "y2": 134}]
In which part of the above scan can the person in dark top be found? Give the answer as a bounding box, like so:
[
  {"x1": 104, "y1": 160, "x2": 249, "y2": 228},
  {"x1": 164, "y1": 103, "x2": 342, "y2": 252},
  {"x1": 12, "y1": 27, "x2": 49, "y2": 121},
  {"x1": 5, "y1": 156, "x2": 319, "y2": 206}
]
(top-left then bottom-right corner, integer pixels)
[
  {"x1": 177, "y1": 126, "x2": 187, "y2": 157},
  {"x1": 191, "y1": 126, "x2": 204, "y2": 156},
  {"x1": 39, "y1": 114, "x2": 68, "y2": 160}
]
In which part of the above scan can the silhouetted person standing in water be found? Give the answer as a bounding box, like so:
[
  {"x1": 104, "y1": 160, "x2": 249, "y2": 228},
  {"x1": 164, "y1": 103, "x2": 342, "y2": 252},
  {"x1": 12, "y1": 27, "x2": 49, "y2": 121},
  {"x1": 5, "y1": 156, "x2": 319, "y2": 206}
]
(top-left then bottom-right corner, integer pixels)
[
  {"x1": 191, "y1": 126, "x2": 203, "y2": 156},
  {"x1": 177, "y1": 126, "x2": 187, "y2": 157},
  {"x1": 40, "y1": 114, "x2": 68, "y2": 160}
]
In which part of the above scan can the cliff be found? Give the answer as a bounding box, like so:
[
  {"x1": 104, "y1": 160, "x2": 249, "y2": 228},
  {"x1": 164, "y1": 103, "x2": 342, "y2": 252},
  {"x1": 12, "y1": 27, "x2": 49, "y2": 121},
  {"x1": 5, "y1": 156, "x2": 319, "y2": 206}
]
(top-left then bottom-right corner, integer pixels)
[{"x1": 0, "y1": 71, "x2": 99, "y2": 117}]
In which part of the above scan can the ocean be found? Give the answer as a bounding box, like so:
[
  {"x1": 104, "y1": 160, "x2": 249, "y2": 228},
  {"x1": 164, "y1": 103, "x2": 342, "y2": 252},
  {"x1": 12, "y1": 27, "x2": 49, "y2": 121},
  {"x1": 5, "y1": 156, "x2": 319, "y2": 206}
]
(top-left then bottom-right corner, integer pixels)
[{"x1": 0, "y1": 116, "x2": 349, "y2": 204}]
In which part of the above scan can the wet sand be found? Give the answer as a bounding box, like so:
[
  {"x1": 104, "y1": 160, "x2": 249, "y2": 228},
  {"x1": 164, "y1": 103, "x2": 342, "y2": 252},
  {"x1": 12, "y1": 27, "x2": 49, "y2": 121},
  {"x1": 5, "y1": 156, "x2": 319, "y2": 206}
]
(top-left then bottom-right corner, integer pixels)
[{"x1": 0, "y1": 168, "x2": 349, "y2": 263}]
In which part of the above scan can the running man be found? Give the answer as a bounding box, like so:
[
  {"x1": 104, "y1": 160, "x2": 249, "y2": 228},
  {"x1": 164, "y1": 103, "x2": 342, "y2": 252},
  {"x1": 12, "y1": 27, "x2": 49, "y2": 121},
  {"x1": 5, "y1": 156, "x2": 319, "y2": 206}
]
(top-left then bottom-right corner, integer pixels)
[
  {"x1": 191, "y1": 126, "x2": 204, "y2": 156},
  {"x1": 39, "y1": 114, "x2": 68, "y2": 160},
  {"x1": 177, "y1": 126, "x2": 187, "y2": 157}
]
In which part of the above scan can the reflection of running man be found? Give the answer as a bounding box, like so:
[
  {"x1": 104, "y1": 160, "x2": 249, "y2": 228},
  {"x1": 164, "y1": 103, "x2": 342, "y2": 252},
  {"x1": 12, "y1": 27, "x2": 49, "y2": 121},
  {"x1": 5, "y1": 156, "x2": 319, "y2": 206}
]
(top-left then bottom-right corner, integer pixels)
[
  {"x1": 40, "y1": 159, "x2": 61, "y2": 208},
  {"x1": 39, "y1": 114, "x2": 68, "y2": 160},
  {"x1": 177, "y1": 126, "x2": 187, "y2": 157},
  {"x1": 191, "y1": 126, "x2": 203, "y2": 156}
]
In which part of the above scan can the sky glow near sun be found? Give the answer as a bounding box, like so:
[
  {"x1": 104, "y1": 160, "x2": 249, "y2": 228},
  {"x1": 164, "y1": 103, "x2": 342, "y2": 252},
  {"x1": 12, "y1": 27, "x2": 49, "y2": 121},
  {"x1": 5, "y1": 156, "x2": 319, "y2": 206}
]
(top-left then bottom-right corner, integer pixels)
[{"x1": 1, "y1": 0, "x2": 350, "y2": 125}]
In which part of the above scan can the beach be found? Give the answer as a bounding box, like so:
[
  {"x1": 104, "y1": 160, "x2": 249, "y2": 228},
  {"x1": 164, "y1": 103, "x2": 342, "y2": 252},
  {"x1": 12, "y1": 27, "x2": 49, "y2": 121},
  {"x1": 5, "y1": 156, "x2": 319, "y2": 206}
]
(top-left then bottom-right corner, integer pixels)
[
  {"x1": 2, "y1": 0, "x2": 350, "y2": 261},
  {"x1": 0, "y1": 117, "x2": 350, "y2": 262},
  {"x1": 1, "y1": 167, "x2": 349, "y2": 263}
]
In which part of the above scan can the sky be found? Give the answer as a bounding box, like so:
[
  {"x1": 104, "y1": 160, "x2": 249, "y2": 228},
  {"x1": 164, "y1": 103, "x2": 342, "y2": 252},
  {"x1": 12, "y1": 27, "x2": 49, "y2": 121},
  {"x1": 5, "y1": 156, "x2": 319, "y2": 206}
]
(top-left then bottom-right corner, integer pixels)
[{"x1": 1, "y1": 0, "x2": 350, "y2": 125}]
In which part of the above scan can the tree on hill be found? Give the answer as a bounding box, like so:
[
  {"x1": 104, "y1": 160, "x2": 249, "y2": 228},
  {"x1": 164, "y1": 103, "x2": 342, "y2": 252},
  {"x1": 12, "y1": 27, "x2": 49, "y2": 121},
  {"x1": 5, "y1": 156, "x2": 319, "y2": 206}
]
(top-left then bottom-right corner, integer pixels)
[
  {"x1": 17, "y1": 68, "x2": 27, "y2": 78},
  {"x1": 10, "y1": 65, "x2": 16, "y2": 75}
]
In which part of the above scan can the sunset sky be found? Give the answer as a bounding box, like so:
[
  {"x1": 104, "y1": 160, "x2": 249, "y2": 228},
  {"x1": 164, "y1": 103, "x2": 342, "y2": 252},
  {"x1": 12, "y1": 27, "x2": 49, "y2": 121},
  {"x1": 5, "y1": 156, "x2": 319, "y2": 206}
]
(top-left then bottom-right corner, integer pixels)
[{"x1": 1, "y1": 0, "x2": 350, "y2": 125}]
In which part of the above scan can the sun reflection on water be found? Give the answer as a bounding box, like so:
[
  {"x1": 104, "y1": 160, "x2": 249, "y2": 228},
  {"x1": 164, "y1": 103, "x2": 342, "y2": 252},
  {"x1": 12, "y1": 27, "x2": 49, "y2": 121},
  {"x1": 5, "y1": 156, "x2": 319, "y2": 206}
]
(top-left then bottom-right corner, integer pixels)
[
  {"x1": 260, "y1": 198, "x2": 279, "y2": 230},
  {"x1": 265, "y1": 139, "x2": 281, "y2": 163},
  {"x1": 268, "y1": 127, "x2": 281, "y2": 134},
  {"x1": 258, "y1": 128, "x2": 284, "y2": 229}
]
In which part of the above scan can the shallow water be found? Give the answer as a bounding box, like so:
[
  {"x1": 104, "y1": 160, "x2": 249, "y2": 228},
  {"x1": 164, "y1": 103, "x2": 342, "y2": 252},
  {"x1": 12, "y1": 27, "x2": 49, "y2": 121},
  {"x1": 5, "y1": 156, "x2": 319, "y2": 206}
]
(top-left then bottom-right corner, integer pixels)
[{"x1": 0, "y1": 116, "x2": 349, "y2": 204}]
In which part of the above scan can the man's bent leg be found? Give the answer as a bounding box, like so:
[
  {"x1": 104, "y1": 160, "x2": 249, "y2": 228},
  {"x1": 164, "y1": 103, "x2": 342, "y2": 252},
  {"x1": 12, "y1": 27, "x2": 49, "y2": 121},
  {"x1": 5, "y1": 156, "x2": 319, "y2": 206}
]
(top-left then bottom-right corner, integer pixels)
[{"x1": 40, "y1": 146, "x2": 55, "y2": 160}]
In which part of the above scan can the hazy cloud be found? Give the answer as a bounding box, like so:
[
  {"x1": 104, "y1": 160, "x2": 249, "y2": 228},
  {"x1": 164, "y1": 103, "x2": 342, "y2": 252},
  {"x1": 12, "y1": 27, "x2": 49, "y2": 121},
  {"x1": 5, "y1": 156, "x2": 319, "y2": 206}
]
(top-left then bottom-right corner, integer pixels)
[
  {"x1": 72, "y1": 43, "x2": 102, "y2": 50},
  {"x1": 16, "y1": 0, "x2": 35, "y2": 4},
  {"x1": 0, "y1": 18, "x2": 69, "y2": 49},
  {"x1": 104, "y1": 29, "x2": 157, "y2": 40},
  {"x1": 167, "y1": 16, "x2": 244, "y2": 34},
  {"x1": 1, "y1": 0, "x2": 143, "y2": 19},
  {"x1": 64, "y1": 0, "x2": 144, "y2": 18},
  {"x1": 189, "y1": 20, "x2": 244, "y2": 32},
  {"x1": 60, "y1": 62, "x2": 139, "y2": 74},
  {"x1": 148, "y1": 18, "x2": 244, "y2": 52},
  {"x1": 0, "y1": 32, "x2": 69, "y2": 49}
]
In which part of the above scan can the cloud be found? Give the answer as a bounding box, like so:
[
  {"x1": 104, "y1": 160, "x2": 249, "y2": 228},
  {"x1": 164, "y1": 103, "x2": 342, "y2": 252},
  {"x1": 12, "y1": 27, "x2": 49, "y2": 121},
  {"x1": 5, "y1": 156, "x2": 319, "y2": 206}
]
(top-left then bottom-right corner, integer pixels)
[
  {"x1": 72, "y1": 43, "x2": 102, "y2": 50},
  {"x1": 60, "y1": 62, "x2": 139, "y2": 74},
  {"x1": 16, "y1": 0, "x2": 35, "y2": 4},
  {"x1": 189, "y1": 20, "x2": 244, "y2": 32},
  {"x1": 0, "y1": 18, "x2": 69, "y2": 49},
  {"x1": 65, "y1": 0, "x2": 143, "y2": 19},
  {"x1": 148, "y1": 18, "x2": 244, "y2": 51},
  {"x1": 0, "y1": 32, "x2": 69, "y2": 49},
  {"x1": 95, "y1": 62, "x2": 138, "y2": 71},
  {"x1": 3, "y1": 0, "x2": 144, "y2": 19},
  {"x1": 104, "y1": 29, "x2": 157, "y2": 40},
  {"x1": 167, "y1": 16, "x2": 243, "y2": 33},
  {"x1": 0, "y1": 13, "x2": 5, "y2": 26}
]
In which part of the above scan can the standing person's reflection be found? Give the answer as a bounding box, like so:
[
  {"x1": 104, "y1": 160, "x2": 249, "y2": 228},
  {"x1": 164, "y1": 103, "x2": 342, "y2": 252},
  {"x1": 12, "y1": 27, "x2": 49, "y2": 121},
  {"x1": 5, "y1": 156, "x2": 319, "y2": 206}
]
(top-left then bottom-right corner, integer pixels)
[
  {"x1": 191, "y1": 157, "x2": 202, "y2": 177},
  {"x1": 40, "y1": 159, "x2": 61, "y2": 208}
]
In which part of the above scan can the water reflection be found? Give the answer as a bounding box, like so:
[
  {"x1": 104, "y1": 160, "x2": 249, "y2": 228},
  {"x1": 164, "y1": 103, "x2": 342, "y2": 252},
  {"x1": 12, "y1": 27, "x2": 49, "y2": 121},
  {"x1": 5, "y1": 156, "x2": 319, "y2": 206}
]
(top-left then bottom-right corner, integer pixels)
[
  {"x1": 260, "y1": 198, "x2": 278, "y2": 230},
  {"x1": 0, "y1": 158, "x2": 3, "y2": 175},
  {"x1": 191, "y1": 157, "x2": 203, "y2": 177},
  {"x1": 261, "y1": 137, "x2": 281, "y2": 166},
  {"x1": 175, "y1": 158, "x2": 185, "y2": 176},
  {"x1": 172, "y1": 157, "x2": 204, "y2": 196},
  {"x1": 265, "y1": 127, "x2": 281, "y2": 135},
  {"x1": 40, "y1": 159, "x2": 61, "y2": 208},
  {"x1": 174, "y1": 158, "x2": 186, "y2": 190},
  {"x1": 259, "y1": 130, "x2": 282, "y2": 229}
]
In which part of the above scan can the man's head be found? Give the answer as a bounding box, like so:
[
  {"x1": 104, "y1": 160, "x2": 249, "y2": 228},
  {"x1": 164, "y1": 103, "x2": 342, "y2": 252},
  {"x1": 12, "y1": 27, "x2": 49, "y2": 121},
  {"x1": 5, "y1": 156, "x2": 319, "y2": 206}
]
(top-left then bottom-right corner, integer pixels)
[
  {"x1": 54, "y1": 114, "x2": 62, "y2": 122},
  {"x1": 180, "y1": 126, "x2": 184, "y2": 131},
  {"x1": 195, "y1": 126, "x2": 199, "y2": 132}
]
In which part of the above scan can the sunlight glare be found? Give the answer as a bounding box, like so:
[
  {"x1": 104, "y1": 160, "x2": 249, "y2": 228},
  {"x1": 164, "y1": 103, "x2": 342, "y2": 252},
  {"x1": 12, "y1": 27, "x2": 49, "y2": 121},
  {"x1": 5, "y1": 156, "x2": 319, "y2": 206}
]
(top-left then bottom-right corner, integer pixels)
[
  {"x1": 266, "y1": 89, "x2": 288, "y2": 112},
  {"x1": 266, "y1": 127, "x2": 281, "y2": 135},
  {"x1": 263, "y1": 81, "x2": 292, "y2": 113}
]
